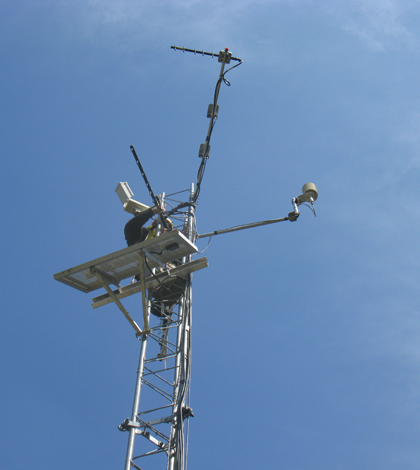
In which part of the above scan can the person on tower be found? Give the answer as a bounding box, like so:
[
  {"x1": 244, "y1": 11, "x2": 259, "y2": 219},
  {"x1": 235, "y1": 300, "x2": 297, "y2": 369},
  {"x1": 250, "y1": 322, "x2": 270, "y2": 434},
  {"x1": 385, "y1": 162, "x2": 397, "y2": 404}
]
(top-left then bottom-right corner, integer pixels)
[
  {"x1": 124, "y1": 204, "x2": 172, "y2": 246},
  {"x1": 124, "y1": 204, "x2": 180, "y2": 318}
]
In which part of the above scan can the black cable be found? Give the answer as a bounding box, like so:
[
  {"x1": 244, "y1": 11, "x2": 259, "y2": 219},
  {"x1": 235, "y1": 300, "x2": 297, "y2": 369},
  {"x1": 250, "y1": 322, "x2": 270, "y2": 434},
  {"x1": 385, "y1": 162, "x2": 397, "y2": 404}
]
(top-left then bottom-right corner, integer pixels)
[
  {"x1": 144, "y1": 257, "x2": 187, "y2": 306},
  {"x1": 194, "y1": 59, "x2": 242, "y2": 201},
  {"x1": 166, "y1": 277, "x2": 192, "y2": 468},
  {"x1": 166, "y1": 201, "x2": 195, "y2": 217},
  {"x1": 144, "y1": 258, "x2": 169, "y2": 291}
]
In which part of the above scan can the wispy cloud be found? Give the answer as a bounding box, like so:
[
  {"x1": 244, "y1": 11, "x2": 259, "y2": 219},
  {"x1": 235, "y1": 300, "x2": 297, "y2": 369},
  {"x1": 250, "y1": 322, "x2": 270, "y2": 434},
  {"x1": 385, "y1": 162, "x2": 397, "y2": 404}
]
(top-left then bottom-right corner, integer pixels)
[
  {"x1": 324, "y1": 0, "x2": 417, "y2": 51},
  {"x1": 48, "y1": 0, "x2": 420, "y2": 59},
  {"x1": 62, "y1": 0, "x2": 242, "y2": 48}
]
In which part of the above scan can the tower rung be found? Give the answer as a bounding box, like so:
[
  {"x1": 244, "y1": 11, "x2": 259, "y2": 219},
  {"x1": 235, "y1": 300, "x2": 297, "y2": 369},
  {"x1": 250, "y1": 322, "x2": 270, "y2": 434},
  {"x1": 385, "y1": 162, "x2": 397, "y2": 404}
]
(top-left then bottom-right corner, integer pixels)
[
  {"x1": 143, "y1": 369, "x2": 175, "y2": 388},
  {"x1": 143, "y1": 365, "x2": 177, "y2": 377},
  {"x1": 145, "y1": 353, "x2": 178, "y2": 363},
  {"x1": 141, "y1": 379, "x2": 174, "y2": 401},
  {"x1": 137, "y1": 403, "x2": 174, "y2": 416},
  {"x1": 131, "y1": 446, "x2": 168, "y2": 461},
  {"x1": 148, "y1": 333, "x2": 179, "y2": 353},
  {"x1": 137, "y1": 418, "x2": 170, "y2": 442}
]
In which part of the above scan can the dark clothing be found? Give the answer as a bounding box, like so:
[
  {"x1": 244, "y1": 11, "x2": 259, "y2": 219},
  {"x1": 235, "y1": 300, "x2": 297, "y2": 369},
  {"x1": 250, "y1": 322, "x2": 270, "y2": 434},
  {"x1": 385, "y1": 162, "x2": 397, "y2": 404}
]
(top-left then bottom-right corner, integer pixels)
[
  {"x1": 125, "y1": 210, "x2": 183, "y2": 318},
  {"x1": 124, "y1": 208, "x2": 155, "y2": 246},
  {"x1": 151, "y1": 277, "x2": 186, "y2": 317}
]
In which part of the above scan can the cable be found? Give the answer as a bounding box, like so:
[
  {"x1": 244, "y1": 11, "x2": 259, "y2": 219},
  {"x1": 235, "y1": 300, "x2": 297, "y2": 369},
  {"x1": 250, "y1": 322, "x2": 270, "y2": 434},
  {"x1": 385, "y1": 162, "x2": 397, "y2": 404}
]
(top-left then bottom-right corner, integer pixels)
[
  {"x1": 171, "y1": 277, "x2": 192, "y2": 470},
  {"x1": 300, "y1": 202, "x2": 317, "y2": 217},
  {"x1": 166, "y1": 201, "x2": 195, "y2": 217},
  {"x1": 144, "y1": 258, "x2": 184, "y2": 296},
  {"x1": 197, "y1": 235, "x2": 212, "y2": 254},
  {"x1": 194, "y1": 59, "x2": 243, "y2": 202}
]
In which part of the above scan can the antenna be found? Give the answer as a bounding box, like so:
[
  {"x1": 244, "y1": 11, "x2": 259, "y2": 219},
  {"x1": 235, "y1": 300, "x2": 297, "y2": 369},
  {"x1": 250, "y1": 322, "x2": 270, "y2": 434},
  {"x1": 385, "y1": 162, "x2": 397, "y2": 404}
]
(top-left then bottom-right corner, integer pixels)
[
  {"x1": 171, "y1": 45, "x2": 243, "y2": 202},
  {"x1": 130, "y1": 145, "x2": 168, "y2": 229}
]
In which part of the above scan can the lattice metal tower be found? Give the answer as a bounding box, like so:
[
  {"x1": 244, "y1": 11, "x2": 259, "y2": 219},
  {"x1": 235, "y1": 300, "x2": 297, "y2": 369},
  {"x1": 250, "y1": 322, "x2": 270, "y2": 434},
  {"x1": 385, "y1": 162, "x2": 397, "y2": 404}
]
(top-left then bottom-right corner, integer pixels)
[
  {"x1": 53, "y1": 46, "x2": 317, "y2": 470},
  {"x1": 54, "y1": 47, "x2": 243, "y2": 470},
  {"x1": 117, "y1": 184, "x2": 200, "y2": 470}
]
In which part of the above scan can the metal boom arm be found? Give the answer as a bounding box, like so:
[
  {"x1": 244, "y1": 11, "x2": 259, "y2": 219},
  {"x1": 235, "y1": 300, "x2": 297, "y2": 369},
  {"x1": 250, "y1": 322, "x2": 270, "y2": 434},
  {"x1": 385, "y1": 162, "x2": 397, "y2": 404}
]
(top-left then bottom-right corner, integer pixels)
[{"x1": 197, "y1": 215, "x2": 294, "y2": 239}]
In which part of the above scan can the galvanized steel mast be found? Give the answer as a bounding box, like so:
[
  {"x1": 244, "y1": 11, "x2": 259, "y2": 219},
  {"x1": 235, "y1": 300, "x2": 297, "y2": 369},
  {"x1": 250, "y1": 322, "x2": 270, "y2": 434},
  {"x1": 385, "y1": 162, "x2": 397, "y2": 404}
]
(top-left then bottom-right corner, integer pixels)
[
  {"x1": 120, "y1": 48, "x2": 242, "y2": 470},
  {"x1": 121, "y1": 187, "x2": 197, "y2": 470}
]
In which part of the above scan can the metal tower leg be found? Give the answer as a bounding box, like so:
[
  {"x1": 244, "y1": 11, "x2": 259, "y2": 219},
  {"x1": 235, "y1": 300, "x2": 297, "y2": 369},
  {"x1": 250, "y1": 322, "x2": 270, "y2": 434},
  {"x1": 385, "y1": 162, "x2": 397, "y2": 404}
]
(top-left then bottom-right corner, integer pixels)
[{"x1": 123, "y1": 329, "x2": 150, "y2": 470}]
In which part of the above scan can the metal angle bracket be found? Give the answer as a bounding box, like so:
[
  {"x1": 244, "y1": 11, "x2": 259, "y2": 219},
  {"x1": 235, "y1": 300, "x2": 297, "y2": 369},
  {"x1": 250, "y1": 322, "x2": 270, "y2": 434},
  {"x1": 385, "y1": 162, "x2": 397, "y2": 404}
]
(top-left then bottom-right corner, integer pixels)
[
  {"x1": 142, "y1": 248, "x2": 166, "y2": 268},
  {"x1": 137, "y1": 431, "x2": 167, "y2": 450},
  {"x1": 120, "y1": 418, "x2": 170, "y2": 443},
  {"x1": 137, "y1": 417, "x2": 170, "y2": 442},
  {"x1": 119, "y1": 418, "x2": 140, "y2": 431},
  {"x1": 137, "y1": 415, "x2": 174, "y2": 427}
]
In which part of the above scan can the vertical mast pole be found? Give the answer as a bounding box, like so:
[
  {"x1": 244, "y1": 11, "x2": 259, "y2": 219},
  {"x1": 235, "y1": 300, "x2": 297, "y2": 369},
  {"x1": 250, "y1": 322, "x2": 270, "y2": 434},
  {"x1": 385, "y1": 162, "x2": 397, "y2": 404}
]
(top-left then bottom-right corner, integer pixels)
[
  {"x1": 120, "y1": 47, "x2": 240, "y2": 469},
  {"x1": 123, "y1": 329, "x2": 149, "y2": 470}
]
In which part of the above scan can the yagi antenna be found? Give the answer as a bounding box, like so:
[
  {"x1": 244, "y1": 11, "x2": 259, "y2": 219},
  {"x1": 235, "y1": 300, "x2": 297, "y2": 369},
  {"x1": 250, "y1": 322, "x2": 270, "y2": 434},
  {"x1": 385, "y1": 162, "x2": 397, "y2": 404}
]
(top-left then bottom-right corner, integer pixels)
[
  {"x1": 130, "y1": 145, "x2": 168, "y2": 229},
  {"x1": 171, "y1": 45, "x2": 243, "y2": 202},
  {"x1": 170, "y1": 45, "x2": 242, "y2": 63}
]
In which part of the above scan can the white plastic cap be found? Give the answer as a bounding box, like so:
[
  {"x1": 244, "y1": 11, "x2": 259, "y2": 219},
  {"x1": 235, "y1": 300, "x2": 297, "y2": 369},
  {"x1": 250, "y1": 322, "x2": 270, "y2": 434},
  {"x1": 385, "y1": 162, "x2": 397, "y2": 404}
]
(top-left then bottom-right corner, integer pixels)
[{"x1": 301, "y1": 182, "x2": 318, "y2": 201}]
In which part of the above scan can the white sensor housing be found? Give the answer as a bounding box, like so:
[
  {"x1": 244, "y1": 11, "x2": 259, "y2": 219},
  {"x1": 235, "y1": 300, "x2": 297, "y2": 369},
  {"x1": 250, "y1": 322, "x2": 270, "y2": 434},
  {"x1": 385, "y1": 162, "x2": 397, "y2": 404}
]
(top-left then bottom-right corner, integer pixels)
[
  {"x1": 116, "y1": 182, "x2": 134, "y2": 204},
  {"x1": 295, "y1": 182, "x2": 318, "y2": 205},
  {"x1": 115, "y1": 182, "x2": 151, "y2": 215}
]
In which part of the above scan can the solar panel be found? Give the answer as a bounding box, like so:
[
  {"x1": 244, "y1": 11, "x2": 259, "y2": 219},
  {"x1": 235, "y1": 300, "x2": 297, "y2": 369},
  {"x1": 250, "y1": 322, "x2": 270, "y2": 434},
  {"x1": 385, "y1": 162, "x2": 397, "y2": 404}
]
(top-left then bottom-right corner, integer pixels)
[{"x1": 53, "y1": 230, "x2": 198, "y2": 293}]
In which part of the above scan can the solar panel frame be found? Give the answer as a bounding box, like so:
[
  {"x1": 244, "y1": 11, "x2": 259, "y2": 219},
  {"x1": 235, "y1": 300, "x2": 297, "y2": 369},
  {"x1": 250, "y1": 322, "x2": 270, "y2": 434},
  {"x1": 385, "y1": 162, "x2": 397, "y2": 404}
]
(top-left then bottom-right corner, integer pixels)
[{"x1": 53, "y1": 230, "x2": 198, "y2": 293}]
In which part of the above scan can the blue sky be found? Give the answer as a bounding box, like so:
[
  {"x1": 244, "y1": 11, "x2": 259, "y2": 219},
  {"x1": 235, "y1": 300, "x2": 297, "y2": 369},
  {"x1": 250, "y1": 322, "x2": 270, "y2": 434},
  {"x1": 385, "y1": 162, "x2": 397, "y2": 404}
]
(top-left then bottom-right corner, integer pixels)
[{"x1": 2, "y1": 1, "x2": 420, "y2": 469}]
